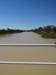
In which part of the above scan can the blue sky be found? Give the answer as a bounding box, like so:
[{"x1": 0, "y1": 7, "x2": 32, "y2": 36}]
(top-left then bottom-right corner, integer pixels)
[{"x1": 0, "y1": 0, "x2": 56, "y2": 30}]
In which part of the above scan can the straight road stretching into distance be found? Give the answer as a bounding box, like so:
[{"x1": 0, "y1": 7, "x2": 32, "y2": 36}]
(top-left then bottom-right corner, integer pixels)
[{"x1": 0, "y1": 32, "x2": 56, "y2": 44}]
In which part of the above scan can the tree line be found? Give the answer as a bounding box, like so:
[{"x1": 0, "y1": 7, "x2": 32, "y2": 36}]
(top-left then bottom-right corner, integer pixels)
[
  {"x1": 31, "y1": 25, "x2": 56, "y2": 38},
  {"x1": 0, "y1": 28, "x2": 24, "y2": 35}
]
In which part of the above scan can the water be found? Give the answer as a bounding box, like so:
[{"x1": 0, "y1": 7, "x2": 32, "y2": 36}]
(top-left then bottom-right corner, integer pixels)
[
  {"x1": 0, "y1": 65, "x2": 56, "y2": 75},
  {"x1": 0, "y1": 46, "x2": 56, "y2": 62},
  {"x1": 0, "y1": 32, "x2": 56, "y2": 44},
  {"x1": 0, "y1": 32, "x2": 56, "y2": 75}
]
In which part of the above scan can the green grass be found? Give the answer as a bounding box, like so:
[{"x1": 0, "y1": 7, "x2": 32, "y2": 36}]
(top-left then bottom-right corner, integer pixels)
[{"x1": 41, "y1": 32, "x2": 56, "y2": 39}]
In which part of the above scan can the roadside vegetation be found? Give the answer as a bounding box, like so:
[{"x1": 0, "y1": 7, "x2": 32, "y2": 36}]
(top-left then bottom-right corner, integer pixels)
[{"x1": 31, "y1": 25, "x2": 56, "y2": 39}]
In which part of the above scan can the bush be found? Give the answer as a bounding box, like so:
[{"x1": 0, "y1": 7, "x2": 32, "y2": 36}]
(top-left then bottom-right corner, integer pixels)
[{"x1": 41, "y1": 32, "x2": 56, "y2": 38}]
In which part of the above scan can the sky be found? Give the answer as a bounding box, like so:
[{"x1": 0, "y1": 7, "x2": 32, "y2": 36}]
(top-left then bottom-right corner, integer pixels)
[{"x1": 0, "y1": 0, "x2": 56, "y2": 30}]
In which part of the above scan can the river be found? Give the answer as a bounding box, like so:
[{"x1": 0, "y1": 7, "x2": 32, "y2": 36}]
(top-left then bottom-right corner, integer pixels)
[
  {"x1": 0, "y1": 32, "x2": 56, "y2": 75},
  {"x1": 0, "y1": 32, "x2": 56, "y2": 44}
]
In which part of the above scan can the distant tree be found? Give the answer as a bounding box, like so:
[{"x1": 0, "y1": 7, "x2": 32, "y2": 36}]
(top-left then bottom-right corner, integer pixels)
[
  {"x1": 53, "y1": 26, "x2": 56, "y2": 32},
  {"x1": 38, "y1": 27, "x2": 43, "y2": 31},
  {"x1": 43, "y1": 25, "x2": 54, "y2": 32}
]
